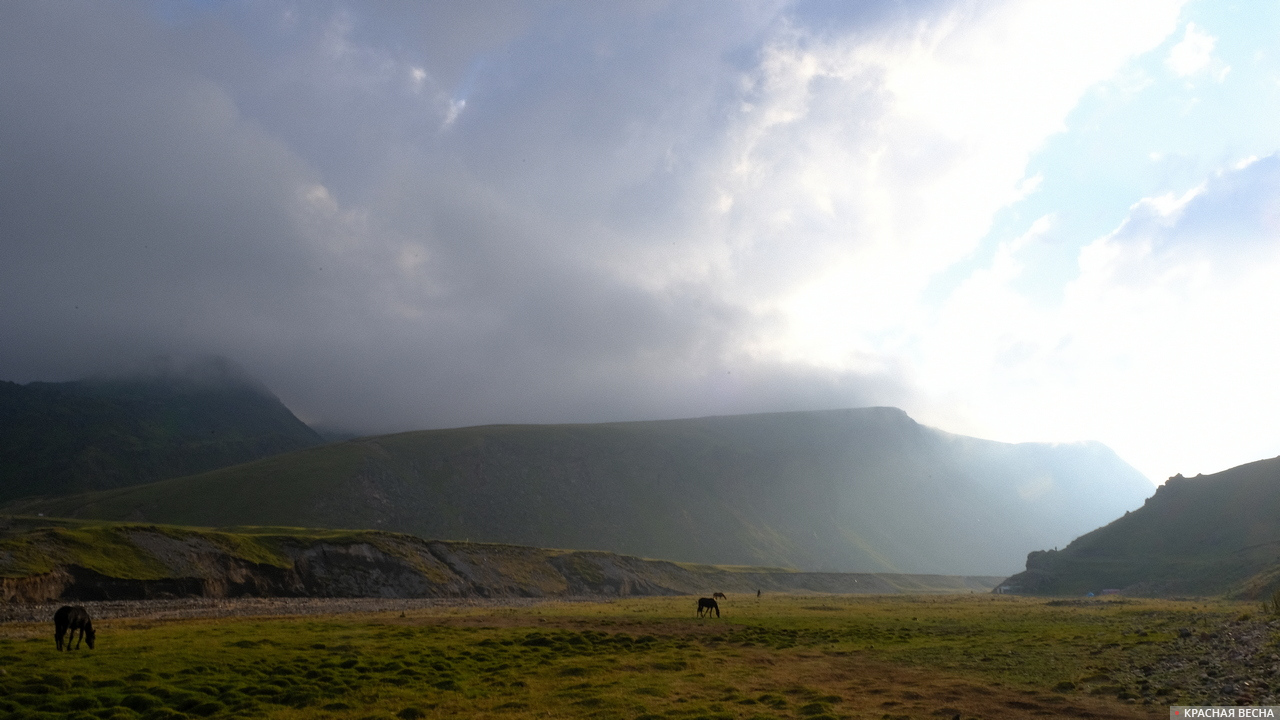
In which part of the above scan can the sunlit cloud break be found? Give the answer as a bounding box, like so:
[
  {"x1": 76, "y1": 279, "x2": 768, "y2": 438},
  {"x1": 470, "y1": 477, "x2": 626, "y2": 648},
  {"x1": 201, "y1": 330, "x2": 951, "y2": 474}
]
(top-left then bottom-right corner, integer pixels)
[{"x1": 4, "y1": 0, "x2": 1280, "y2": 486}]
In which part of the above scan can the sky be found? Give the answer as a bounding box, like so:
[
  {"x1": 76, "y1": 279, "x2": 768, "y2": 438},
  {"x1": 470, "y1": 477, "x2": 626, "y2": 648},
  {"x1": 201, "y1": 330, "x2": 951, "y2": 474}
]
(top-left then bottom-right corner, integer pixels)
[{"x1": 2, "y1": 0, "x2": 1279, "y2": 485}]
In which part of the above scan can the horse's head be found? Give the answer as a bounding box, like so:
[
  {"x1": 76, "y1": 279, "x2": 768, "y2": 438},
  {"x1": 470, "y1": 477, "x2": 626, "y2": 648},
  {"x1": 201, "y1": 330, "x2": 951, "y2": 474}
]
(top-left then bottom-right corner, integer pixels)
[{"x1": 84, "y1": 624, "x2": 95, "y2": 649}]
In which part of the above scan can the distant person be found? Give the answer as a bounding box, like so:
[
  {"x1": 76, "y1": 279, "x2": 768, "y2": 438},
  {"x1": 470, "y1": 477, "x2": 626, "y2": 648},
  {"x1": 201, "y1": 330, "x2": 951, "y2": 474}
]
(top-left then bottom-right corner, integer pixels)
[{"x1": 757, "y1": 589, "x2": 761, "y2": 599}]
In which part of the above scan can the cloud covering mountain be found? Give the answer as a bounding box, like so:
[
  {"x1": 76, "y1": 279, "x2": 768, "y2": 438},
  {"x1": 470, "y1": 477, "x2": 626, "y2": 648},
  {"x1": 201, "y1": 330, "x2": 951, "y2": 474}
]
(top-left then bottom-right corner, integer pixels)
[{"x1": 2, "y1": 1, "x2": 1278, "y2": 481}]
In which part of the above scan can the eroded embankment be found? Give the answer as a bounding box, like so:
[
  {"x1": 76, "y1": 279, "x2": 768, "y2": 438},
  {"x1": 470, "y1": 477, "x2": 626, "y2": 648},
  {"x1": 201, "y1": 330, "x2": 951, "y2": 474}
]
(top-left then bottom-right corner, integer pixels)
[{"x1": 0, "y1": 521, "x2": 1002, "y2": 601}]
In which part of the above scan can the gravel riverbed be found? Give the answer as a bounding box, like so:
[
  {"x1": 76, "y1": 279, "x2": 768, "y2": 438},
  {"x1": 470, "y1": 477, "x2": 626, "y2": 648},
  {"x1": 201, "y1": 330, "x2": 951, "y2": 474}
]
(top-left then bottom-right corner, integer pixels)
[{"x1": 1140, "y1": 615, "x2": 1280, "y2": 706}]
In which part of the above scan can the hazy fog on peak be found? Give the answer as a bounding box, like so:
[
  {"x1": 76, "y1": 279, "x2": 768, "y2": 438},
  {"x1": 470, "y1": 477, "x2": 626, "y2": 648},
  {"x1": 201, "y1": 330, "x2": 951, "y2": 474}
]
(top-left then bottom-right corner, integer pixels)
[
  {"x1": 6, "y1": 2, "x2": 1279, "y2": 483},
  {"x1": 80, "y1": 354, "x2": 272, "y2": 395}
]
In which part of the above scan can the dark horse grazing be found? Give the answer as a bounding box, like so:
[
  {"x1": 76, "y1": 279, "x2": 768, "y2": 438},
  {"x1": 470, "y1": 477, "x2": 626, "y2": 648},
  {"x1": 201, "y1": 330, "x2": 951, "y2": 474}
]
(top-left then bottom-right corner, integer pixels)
[
  {"x1": 697, "y1": 597, "x2": 720, "y2": 618},
  {"x1": 712, "y1": 592, "x2": 727, "y2": 600},
  {"x1": 54, "y1": 605, "x2": 95, "y2": 651}
]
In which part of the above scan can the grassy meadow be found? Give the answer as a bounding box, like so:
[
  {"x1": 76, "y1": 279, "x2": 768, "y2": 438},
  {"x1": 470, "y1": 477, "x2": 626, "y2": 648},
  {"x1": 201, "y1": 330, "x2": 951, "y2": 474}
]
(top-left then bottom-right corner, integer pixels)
[{"x1": 0, "y1": 594, "x2": 1257, "y2": 720}]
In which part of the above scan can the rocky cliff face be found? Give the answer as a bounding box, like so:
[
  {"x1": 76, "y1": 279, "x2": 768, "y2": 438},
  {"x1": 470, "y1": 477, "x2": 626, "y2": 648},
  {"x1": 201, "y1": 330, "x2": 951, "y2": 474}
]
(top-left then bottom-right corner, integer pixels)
[{"x1": 0, "y1": 522, "x2": 1001, "y2": 602}]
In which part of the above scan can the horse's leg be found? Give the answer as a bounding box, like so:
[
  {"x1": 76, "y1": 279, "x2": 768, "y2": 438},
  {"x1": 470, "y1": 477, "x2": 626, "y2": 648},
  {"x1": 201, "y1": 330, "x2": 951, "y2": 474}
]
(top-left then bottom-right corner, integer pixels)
[
  {"x1": 73, "y1": 627, "x2": 82, "y2": 650},
  {"x1": 55, "y1": 628, "x2": 64, "y2": 651}
]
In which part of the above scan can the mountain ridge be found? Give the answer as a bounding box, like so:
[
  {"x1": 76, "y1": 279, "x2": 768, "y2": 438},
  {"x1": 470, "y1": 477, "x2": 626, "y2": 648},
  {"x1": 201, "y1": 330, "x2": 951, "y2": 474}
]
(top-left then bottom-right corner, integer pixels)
[
  {"x1": 0, "y1": 371, "x2": 324, "y2": 502},
  {"x1": 1000, "y1": 454, "x2": 1280, "y2": 597},
  {"x1": 6, "y1": 406, "x2": 1153, "y2": 576}
]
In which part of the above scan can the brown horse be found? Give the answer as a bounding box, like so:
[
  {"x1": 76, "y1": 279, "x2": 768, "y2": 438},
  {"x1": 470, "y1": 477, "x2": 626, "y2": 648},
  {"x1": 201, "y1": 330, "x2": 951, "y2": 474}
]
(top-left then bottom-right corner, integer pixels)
[
  {"x1": 712, "y1": 592, "x2": 727, "y2": 600},
  {"x1": 54, "y1": 605, "x2": 95, "y2": 651},
  {"x1": 697, "y1": 597, "x2": 720, "y2": 618}
]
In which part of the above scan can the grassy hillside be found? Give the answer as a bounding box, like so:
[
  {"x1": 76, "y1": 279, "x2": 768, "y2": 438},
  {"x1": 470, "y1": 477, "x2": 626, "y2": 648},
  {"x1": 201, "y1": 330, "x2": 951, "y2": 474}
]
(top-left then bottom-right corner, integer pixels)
[
  {"x1": 0, "y1": 518, "x2": 1001, "y2": 601},
  {"x1": 0, "y1": 373, "x2": 323, "y2": 502},
  {"x1": 5, "y1": 408, "x2": 1152, "y2": 576},
  {"x1": 1001, "y1": 455, "x2": 1280, "y2": 597}
]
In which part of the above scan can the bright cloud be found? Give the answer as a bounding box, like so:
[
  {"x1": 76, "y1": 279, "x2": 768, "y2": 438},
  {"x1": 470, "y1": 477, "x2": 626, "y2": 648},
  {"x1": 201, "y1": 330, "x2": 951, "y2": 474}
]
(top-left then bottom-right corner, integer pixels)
[
  {"x1": 707, "y1": 0, "x2": 1185, "y2": 371},
  {"x1": 1166, "y1": 22, "x2": 1218, "y2": 77},
  {"x1": 9, "y1": 0, "x2": 1280, "y2": 488},
  {"x1": 923, "y1": 156, "x2": 1280, "y2": 482}
]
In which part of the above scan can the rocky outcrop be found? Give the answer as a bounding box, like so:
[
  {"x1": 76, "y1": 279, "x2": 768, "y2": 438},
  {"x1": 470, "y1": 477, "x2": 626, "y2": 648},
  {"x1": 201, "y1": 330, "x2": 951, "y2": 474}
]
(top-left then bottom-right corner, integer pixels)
[
  {"x1": 1, "y1": 523, "x2": 1003, "y2": 602},
  {"x1": 1, "y1": 569, "x2": 74, "y2": 603}
]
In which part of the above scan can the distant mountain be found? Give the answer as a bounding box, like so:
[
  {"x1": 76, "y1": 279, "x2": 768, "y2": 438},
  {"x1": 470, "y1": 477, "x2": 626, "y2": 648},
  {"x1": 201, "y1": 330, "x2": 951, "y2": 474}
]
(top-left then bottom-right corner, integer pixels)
[
  {"x1": 0, "y1": 367, "x2": 323, "y2": 503},
  {"x1": 1001, "y1": 455, "x2": 1280, "y2": 598},
  {"x1": 5, "y1": 407, "x2": 1152, "y2": 575}
]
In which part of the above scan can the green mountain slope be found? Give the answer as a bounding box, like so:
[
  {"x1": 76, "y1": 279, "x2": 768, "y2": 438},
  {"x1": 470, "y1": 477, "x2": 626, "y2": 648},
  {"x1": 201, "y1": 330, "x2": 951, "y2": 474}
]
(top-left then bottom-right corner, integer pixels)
[
  {"x1": 1001, "y1": 455, "x2": 1280, "y2": 597},
  {"x1": 5, "y1": 407, "x2": 1153, "y2": 575},
  {"x1": 0, "y1": 373, "x2": 323, "y2": 502}
]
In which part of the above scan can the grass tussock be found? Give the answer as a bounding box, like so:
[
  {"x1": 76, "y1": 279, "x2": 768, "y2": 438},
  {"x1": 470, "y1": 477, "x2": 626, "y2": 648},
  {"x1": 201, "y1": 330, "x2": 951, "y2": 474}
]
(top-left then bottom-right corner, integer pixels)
[{"x1": 1263, "y1": 588, "x2": 1280, "y2": 614}]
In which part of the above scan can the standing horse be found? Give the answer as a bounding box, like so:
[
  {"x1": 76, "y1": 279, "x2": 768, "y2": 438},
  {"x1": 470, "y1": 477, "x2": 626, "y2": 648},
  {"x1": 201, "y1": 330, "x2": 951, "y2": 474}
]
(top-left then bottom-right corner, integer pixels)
[
  {"x1": 54, "y1": 605, "x2": 95, "y2": 651},
  {"x1": 712, "y1": 592, "x2": 727, "y2": 600},
  {"x1": 696, "y1": 597, "x2": 720, "y2": 618}
]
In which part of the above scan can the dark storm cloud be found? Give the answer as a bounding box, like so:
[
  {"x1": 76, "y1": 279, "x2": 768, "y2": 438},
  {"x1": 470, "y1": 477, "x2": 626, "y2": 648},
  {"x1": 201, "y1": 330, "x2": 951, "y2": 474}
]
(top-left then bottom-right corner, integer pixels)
[
  {"x1": 0, "y1": 1, "x2": 919, "y2": 433},
  {"x1": 0, "y1": 3, "x2": 321, "y2": 367}
]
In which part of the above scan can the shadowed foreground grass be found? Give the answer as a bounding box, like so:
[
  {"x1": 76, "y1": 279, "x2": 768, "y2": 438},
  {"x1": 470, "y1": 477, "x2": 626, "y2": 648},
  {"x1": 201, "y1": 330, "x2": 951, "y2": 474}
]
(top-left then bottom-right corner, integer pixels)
[{"x1": 0, "y1": 594, "x2": 1253, "y2": 719}]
